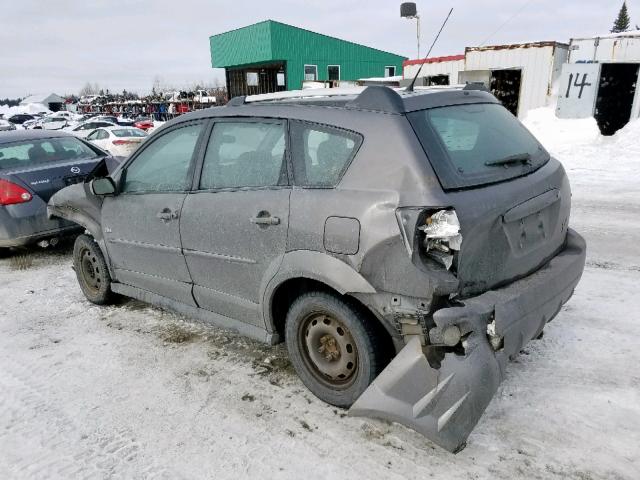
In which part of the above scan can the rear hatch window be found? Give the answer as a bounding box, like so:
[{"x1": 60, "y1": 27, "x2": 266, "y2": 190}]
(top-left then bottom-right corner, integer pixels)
[
  {"x1": 408, "y1": 103, "x2": 549, "y2": 189},
  {"x1": 0, "y1": 137, "x2": 102, "y2": 170},
  {"x1": 113, "y1": 128, "x2": 147, "y2": 138}
]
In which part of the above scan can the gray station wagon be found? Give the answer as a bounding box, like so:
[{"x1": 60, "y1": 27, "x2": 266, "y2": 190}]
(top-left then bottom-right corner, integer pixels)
[{"x1": 48, "y1": 86, "x2": 586, "y2": 452}]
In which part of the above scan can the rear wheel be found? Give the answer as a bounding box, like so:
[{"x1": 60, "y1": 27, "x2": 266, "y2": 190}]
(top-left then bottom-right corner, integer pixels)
[
  {"x1": 73, "y1": 234, "x2": 115, "y2": 305},
  {"x1": 285, "y1": 292, "x2": 386, "y2": 408}
]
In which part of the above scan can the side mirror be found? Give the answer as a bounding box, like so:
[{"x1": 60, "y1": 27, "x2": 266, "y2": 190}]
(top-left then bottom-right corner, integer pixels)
[{"x1": 90, "y1": 177, "x2": 116, "y2": 196}]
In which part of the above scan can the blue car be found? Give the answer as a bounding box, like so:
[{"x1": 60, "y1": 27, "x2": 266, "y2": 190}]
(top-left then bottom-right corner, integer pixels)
[{"x1": 0, "y1": 130, "x2": 120, "y2": 252}]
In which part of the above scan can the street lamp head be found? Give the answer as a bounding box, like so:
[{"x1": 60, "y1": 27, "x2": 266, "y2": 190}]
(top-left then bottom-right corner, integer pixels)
[{"x1": 400, "y1": 2, "x2": 418, "y2": 19}]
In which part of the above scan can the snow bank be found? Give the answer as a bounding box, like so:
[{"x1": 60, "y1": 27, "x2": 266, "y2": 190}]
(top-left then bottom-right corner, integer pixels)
[
  {"x1": 523, "y1": 108, "x2": 640, "y2": 204},
  {"x1": 0, "y1": 103, "x2": 51, "y2": 117}
]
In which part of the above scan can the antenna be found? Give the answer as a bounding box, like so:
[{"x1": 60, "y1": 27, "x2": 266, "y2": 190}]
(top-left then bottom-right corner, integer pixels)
[{"x1": 406, "y1": 7, "x2": 454, "y2": 92}]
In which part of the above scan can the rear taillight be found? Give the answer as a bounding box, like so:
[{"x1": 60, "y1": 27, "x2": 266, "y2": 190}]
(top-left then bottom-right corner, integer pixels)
[
  {"x1": 418, "y1": 210, "x2": 462, "y2": 270},
  {"x1": 396, "y1": 207, "x2": 462, "y2": 271},
  {"x1": 0, "y1": 179, "x2": 33, "y2": 206},
  {"x1": 112, "y1": 139, "x2": 134, "y2": 145}
]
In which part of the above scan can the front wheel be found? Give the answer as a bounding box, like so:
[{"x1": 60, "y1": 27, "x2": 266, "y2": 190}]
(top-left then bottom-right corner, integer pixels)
[
  {"x1": 285, "y1": 292, "x2": 387, "y2": 408},
  {"x1": 73, "y1": 234, "x2": 115, "y2": 305}
]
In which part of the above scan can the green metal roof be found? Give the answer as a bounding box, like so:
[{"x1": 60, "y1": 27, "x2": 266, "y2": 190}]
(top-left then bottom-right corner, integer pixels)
[{"x1": 209, "y1": 20, "x2": 406, "y2": 69}]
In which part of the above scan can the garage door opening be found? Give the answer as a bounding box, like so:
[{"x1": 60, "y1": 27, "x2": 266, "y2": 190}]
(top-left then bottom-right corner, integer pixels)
[
  {"x1": 226, "y1": 62, "x2": 287, "y2": 98},
  {"x1": 425, "y1": 74, "x2": 450, "y2": 86},
  {"x1": 490, "y1": 69, "x2": 522, "y2": 117},
  {"x1": 594, "y1": 63, "x2": 639, "y2": 136}
]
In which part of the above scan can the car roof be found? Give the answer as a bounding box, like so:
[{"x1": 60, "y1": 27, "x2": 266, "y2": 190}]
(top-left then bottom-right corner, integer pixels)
[
  {"x1": 0, "y1": 129, "x2": 76, "y2": 144},
  {"x1": 171, "y1": 86, "x2": 498, "y2": 124}
]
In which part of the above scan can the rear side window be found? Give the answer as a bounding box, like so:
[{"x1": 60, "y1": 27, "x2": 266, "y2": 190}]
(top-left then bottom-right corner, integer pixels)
[
  {"x1": 290, "y1": 121, "x2": 362, "y2": 187},
  {"x1": 408, "y1": 103, "x2": 549, "y2": 189},
  {"x1": 199, "y1": 121, "x2": 286, "y2": 190},
  {"x1": 123, "y1": 123, "x2": 202, "y2": 193}
]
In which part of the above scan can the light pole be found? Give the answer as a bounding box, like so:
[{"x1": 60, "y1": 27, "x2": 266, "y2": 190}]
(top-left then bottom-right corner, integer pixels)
[{"x1": 401, "y1": 2, "x2": 421, "y2": 58}]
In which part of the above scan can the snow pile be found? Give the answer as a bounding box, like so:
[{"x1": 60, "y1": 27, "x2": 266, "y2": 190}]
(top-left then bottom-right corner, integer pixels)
[
  {"x1": 523, "y1": 108, "x2": 640, "y2": 204},
  {"x1": 0, "y1": 103, "x2": 50, "y2": 117}
]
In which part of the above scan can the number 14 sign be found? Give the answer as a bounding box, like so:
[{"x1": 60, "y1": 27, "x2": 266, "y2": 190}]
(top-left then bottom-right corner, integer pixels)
[{"x1": 556, "y1": 63, "x2": 601, "y2": 119}]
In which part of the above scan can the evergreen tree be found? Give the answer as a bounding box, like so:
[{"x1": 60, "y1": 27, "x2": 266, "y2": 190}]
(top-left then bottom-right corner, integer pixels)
[{"x1": 611, "y1": 2, "x2": 631, "y2": 33}]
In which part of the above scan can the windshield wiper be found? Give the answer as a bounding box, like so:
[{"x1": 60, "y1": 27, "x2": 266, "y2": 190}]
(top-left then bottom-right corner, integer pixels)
[{"x1": 484, "y1": 153, "x2": 532, "y2": 167}]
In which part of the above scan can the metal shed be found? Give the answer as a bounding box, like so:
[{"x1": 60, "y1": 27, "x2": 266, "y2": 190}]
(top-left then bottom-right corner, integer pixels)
[
  {"x1": 463, "y1": 42, "x2": 569, "y2": 117},
  {"x1": 556, "y1": 31, "x2": 640, "y2": 134},
  {"x1": 402, "y1": 55, "x2": 465, "y2": 86},
  {"x1": 210, "y1": 20, "x2": 406, "y2": 98},
  {"x1": 19, "y1": 93, "x2": 65, "y2": 112},
  {"x1": 401, "y1": 42, "x2": 568, "y2": 118}
]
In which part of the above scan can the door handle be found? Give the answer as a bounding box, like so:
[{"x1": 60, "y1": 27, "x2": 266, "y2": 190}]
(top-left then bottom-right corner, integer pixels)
[
  {"x1": 157, "y1": 208, "x2": 179, "y2": 222},
  {"x1": 250, "y1": 215, "x2": 280, "y2": 226}
]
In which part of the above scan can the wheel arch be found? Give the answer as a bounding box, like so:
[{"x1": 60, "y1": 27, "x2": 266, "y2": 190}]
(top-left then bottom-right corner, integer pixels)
[{"x1": 262, "y1": 250, "x2": 396, "y2": 355}]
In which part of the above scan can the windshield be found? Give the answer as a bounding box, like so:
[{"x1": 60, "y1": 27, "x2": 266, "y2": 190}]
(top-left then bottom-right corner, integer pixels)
[
  {"x1": 408, "y1": 103, "x2": 549, "y2": 189},
  {"x1": 0, "y1": 136, "x2": 102, "y2": 170},
  {"x1": 113, "y1": 128, "x2": 147, "y2": 138}
]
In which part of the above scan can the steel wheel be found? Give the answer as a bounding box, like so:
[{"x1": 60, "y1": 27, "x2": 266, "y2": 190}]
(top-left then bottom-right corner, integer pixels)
[
  {"x1": 79, "y1": 247, "x2": 102, "y2": 293},
  {"x1": 73, "y1": 234, "x2": 116, "y2": 305},
  {"x1": 299, "y1": 312, "x2": 359, "y2": 389}
]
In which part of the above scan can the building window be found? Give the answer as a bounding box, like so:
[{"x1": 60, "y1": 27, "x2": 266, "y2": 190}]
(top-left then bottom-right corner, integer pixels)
[
  {"x1": 384, "y1": 66, "x2": 396, "y2": 77},
  {"x1": 246, "y1": 72, "x2": 259, "y2": 86},
  {"x1": 327, "y1": 65, "x2": 340, "y2": 82},
  {"x1": 304, "y1": 65, "x2": 318, "y2": 81}
]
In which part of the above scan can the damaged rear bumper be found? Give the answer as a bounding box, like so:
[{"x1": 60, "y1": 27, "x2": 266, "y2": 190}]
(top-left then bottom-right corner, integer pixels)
[{"x1": 349, "y1": 229, "x2": 586, "y2": 452}]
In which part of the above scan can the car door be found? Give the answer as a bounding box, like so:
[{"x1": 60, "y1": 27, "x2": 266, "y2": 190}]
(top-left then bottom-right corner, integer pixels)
[
  {"x1": 101, "y1": 121, "x2": 206, "y2": 305},
  {"x1": 180, "y1": 119, "x2": 290, "y2": 327}
]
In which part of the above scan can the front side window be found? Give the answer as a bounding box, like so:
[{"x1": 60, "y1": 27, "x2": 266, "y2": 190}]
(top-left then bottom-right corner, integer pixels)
[
  {"x1": 200, "y1": 121, "x2": 286, "y2": 190},
  {"x1": 122, "y1": 123, "x2": 202, "y2": 193},
  {"x1": 290, "y1": 121, "x2": 362, "y2": 187},
  {"x1": 304, "y1": 65, "x2": 318, "y2": 81}
]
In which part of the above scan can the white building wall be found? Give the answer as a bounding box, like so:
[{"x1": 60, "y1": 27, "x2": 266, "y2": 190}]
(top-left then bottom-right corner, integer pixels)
[
  {"x1": 465, "y1": 44, "x2": 567, "y2": 116},
  {"x1": 403, "y1": 59, "x2": 465, "y2": 84},
  {"x1": 569, "y1": 33, "x2": 640, "y2": 63}
]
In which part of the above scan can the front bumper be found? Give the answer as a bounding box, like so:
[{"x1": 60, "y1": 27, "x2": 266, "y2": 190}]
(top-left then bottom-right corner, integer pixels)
[{"x1": 350, "y1": 229, "x2": 586, "y2": 452}]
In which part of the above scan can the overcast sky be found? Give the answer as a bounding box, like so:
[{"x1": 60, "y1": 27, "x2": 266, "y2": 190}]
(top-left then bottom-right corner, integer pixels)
[{"x1": 0, "y1": 0, "x2": 636, "y2": 98}]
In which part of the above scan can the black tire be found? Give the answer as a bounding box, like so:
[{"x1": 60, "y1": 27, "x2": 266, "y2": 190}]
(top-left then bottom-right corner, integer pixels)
[
  {"x1": 285, "y1": 291, "x2": 386, "y2": 408},
  {"x1": 73, "y1": 234, "x2": 115, "y2": 305}
]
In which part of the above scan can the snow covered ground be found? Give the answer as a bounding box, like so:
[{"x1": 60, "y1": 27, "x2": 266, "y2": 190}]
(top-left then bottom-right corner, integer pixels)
[{"x1": 0, "y1": 109, "x2": 639, "y2": 479}]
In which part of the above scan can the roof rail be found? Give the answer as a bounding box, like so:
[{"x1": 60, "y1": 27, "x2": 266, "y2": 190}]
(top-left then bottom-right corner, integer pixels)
[
  {"x1": 227, "y1": 86, "x2": 406, "y2": 114},
  {"x1": 462, "y1": 82, "x2": 489, "y2": 92},
  {"x1": 226, "y1": 95, "x2": 247, "y2": 106},
  {"x1": 345, "y1": 86, "x2": 405, "y2": 113},
  {"x1": 245, "y1": 87, "x2": 366, "y2": 104}
]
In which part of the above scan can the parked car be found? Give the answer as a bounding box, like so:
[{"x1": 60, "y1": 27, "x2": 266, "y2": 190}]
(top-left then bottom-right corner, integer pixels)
[
  {"x1": 48, "y1": 86, "x2": 586, "y2": 452},
  {"x1": 86, "y1": 126, "x2": 147, "y2": 157},
  {"x1": 0, "y1": 130, "x2": 120, "y2": 251},
  {"x1": 0, "y1": 119, "x2": 16, "y2": 132},
  {"x1": 7, "y1": 113, "x2": 36, "y2": 126},
  {"x1": 133, "y1": 118, "x2": 154, "y2": 131},
  {"x1": 65, "y1": 120, "x2": 117, "y2": 139},
  {"x1": 30, "y1": 116, "x2": 68, "y2": 130},
  {"x1": 92, "y1": 115, "x2": 135, "y2": 127}
]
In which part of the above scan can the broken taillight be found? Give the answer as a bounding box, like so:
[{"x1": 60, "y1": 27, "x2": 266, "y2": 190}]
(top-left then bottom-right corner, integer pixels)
[
  {"x1": 395, "y1": 207, "x2": 463, "y2": 271},
  {"x1": 418, "y1": 209, "x2": 462, "y2": 270},
  {"x1": 0, "y1": 179, "x2": 32, "y2": 206}
]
